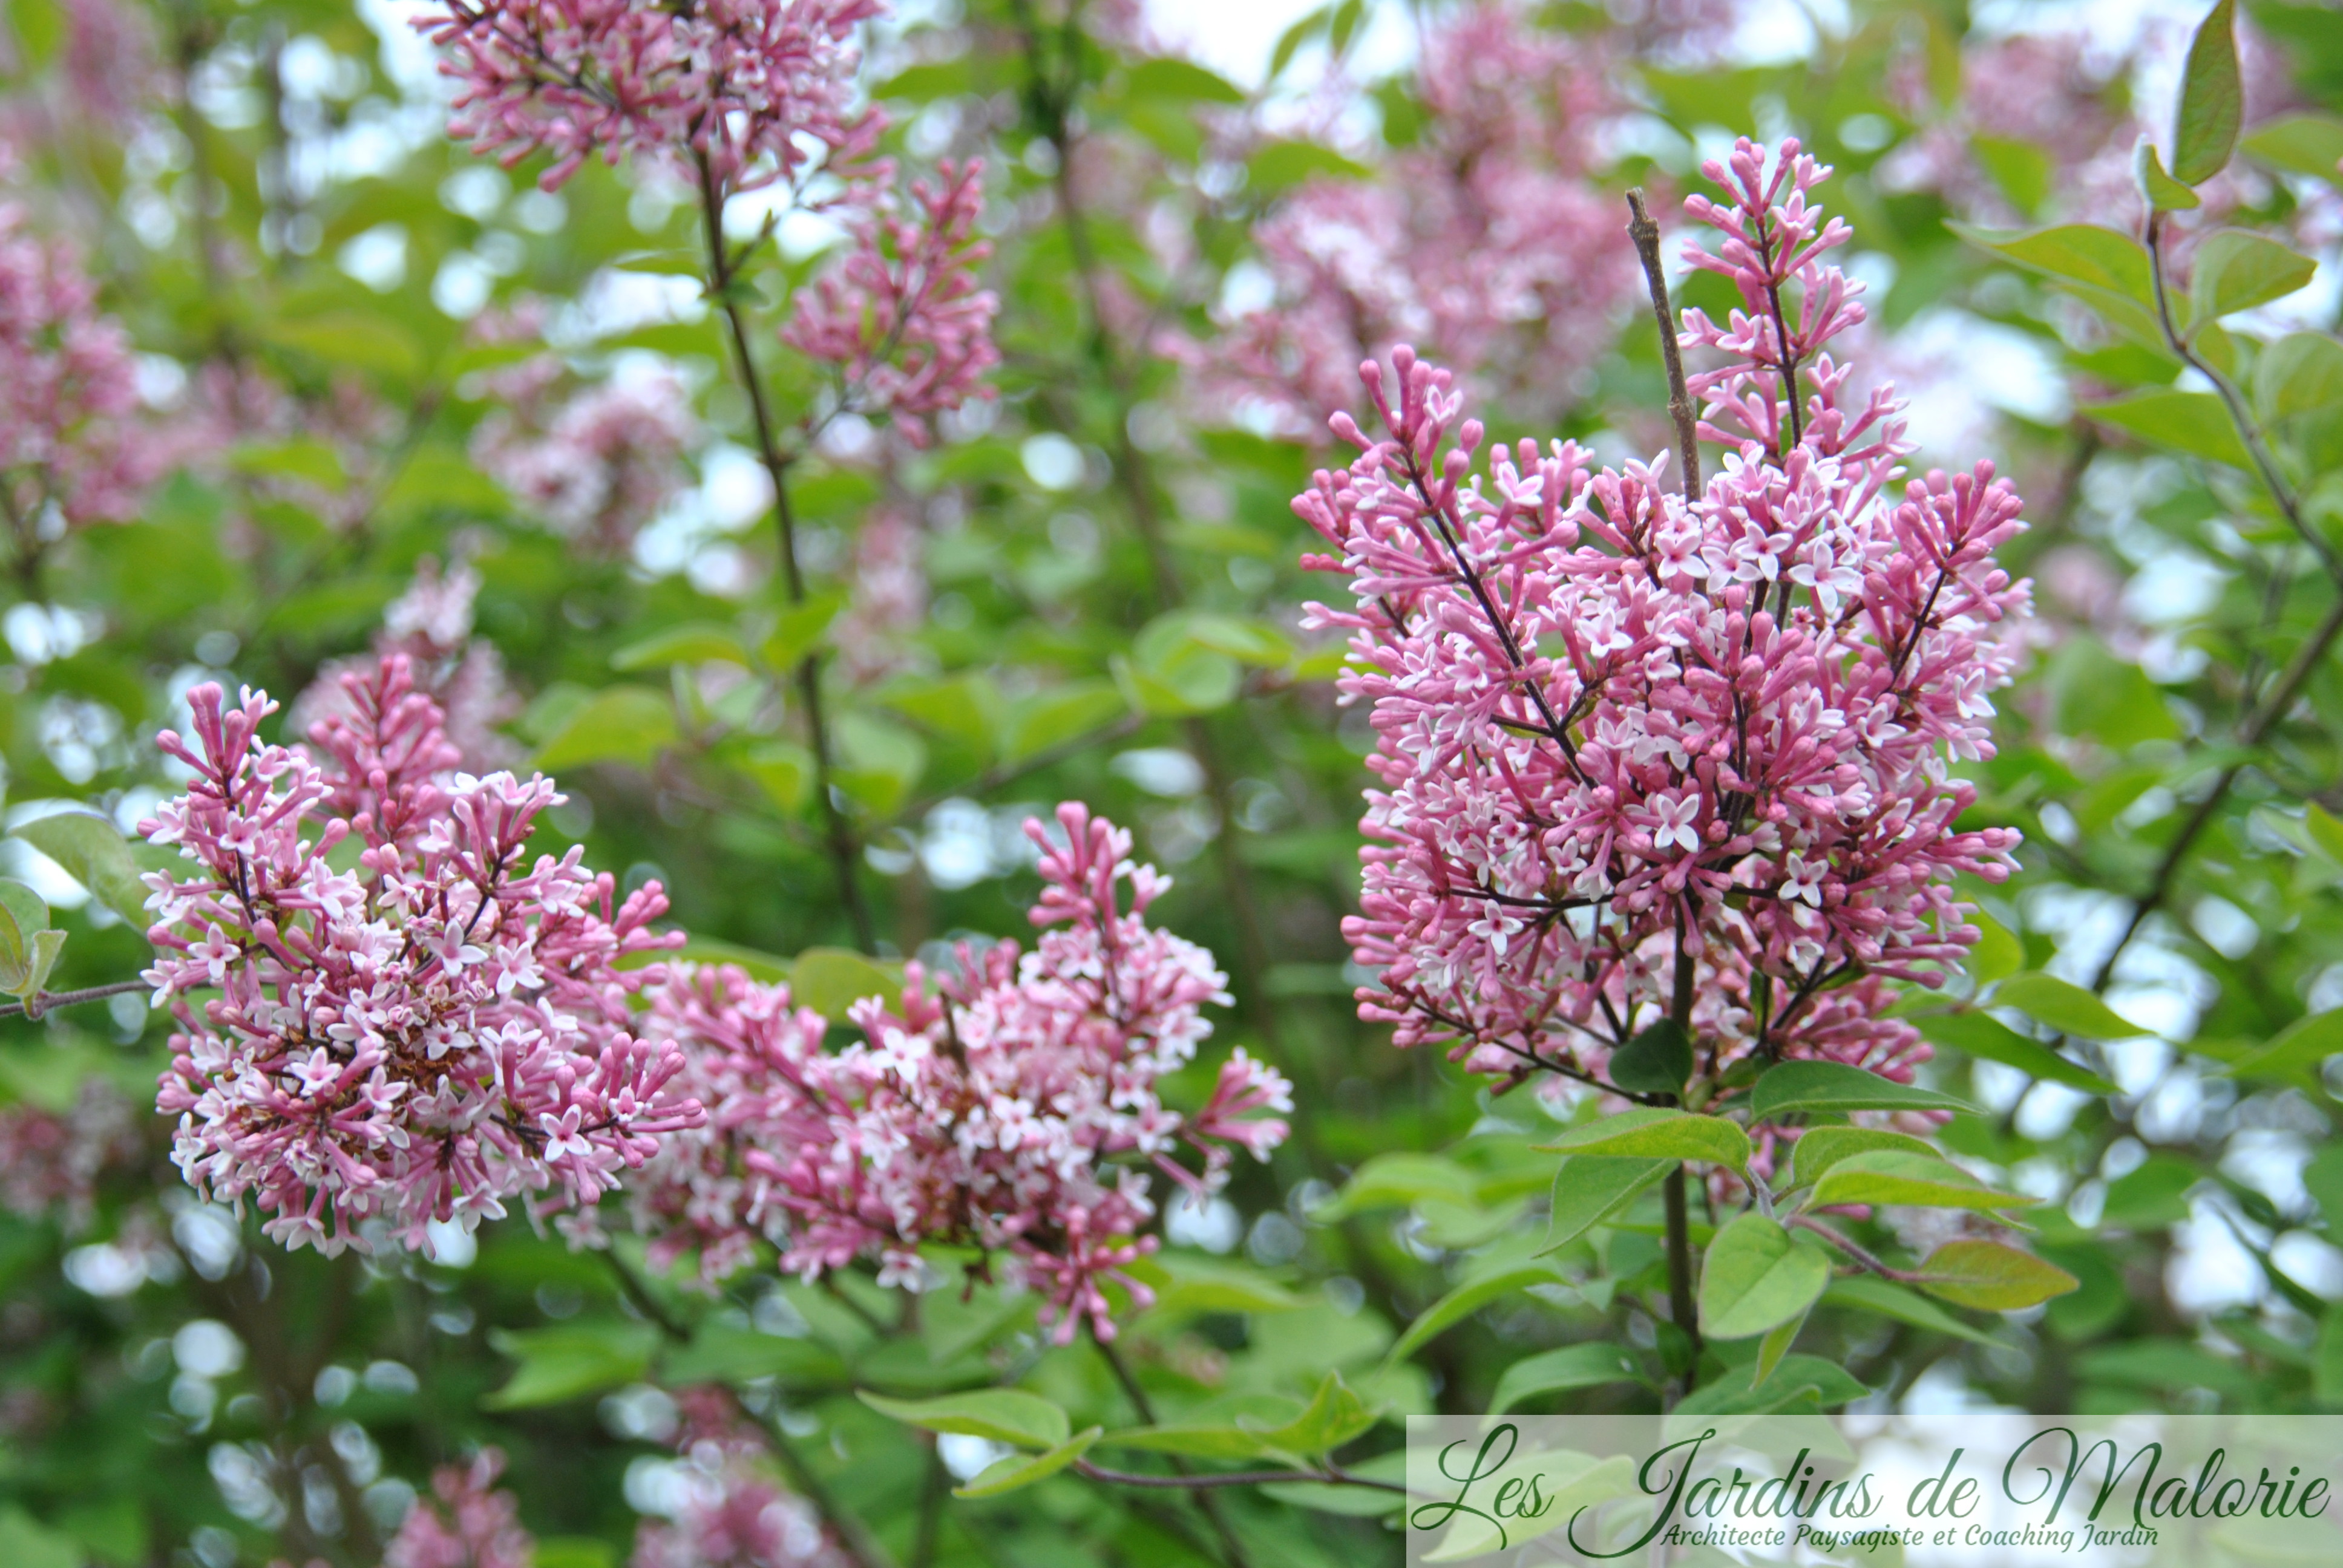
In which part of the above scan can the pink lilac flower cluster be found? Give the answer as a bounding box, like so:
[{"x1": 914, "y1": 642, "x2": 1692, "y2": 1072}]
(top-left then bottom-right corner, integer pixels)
[
  {"x1": 632, "y1": 1389, "x2": 846, "y2": 1568},
  {"x1": 292, "y1": 558, "x2": 522, "y2": 773},
  {"x1": 783, "y1": 160, "x2": 998, "y2": 444},
  {"x1": 831, "y1": 505, "x2": 926, "y2": 684},
  {"x1": 629, "y1": 804, "x2": 1291, "y2": 1340},
  {"x1": 1204, "y1": 2, "x2": 1638, "y2": 436},
  {"x1": 419, "y1": 0, "x2": 885, "y2": 194},
  {"x1": 0, "y1": 1078, "x2": 140, "y2": 1231},
  {"x1": 471, "y1": 356, "x2": 698, "y2": 557},
  {"x1": 384, "y1": 1448, "x2": 534, "y2": 1568},
  {"x1": 140, "y1": 658, "x2": 704, "y2": 1255},
  {"x1": 1294, "y1": 140, "x2": 2030, "y2": 1108},
  {"x1": 0, "y1": 179, "x2": 151, "y2": 547}
]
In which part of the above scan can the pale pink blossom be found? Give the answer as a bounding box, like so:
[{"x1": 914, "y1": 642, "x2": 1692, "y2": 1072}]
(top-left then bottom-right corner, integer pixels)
[
  {"x1": 0, "y1": 188, "x2": 152, "y2": 549},
  {"x1": 629, "y1": 804, "x2": 1289, "y2": 1341},
  {"x1": 291, "y1": 558, "x2": 522, "y2": 773},
  {"x1": 384, "y1": 1449, "x2": 534, "y2": 1568},
  {"x1": 419, "y1": 0, "x2": 886, "y2": 195},
  {"x1": 631, "y1": 1390, "x2": 847, "y2": 1568},
  {"x1": 471, "y1": 361, "x2": 698, "y2": 556},
  {"x1": 1295, "y1": 140, "x2": 2031, "y2": 1111},
  {"x1": 0, "y1": 1078, "x2": 141, "y2": 1231},
  {"x1": 142, "y1": 656, "x2": 704, "y2": 1256},
  {"x1": 784, "y1": 160, "x2": 998, "y2": 444}
]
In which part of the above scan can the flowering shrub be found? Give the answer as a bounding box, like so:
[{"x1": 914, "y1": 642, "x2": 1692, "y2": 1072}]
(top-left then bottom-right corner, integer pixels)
[
  {"x1": 632, "y1": 803, "x2": 1289, "y2": 1340},
  {"x1": 141, "y1": 659, "x2": 703, "y2": 1254},
  {"x1": 1296, "y1": 139, "x2": 2030, "y2": 1108},
  {"x1": 383, "y1": 1448, "x2": 534, "y2": 1568}
]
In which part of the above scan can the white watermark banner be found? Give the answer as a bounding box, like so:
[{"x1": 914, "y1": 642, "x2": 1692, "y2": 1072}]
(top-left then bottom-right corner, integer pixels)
[{"x1": 1403, "y1": 1414, "x2": 2343, "y2": 1564}]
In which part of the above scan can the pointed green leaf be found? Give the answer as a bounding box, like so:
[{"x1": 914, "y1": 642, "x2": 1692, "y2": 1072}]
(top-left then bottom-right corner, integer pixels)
[
  {"x1": 1122, "y1": 57, "x2": 1245, "y2": 105},
  {"x1": 858, "y1": 1388, "x2": 1070, "y2": 1450},
  {"x1": 1489, "y1": 1344, "x2": 1648, "y2": 1414},
  {"x1": 790, "y1": 949, "x2": 901, "y2": 1020},
  {"x1": 612, "y1": 623, "x2": 750, "y2": 671},
  {"x1": 1993, "y1": 972, "x2": 2152, "y2": 1040},
  {"x1": 1915, "y1": 1010, "x2": 2119, "y2": 1094},
  {"x1": 1384, "y1": 1264, "x2": 1567, "y2": 1365},
  {"x1": 2135, "y1": 139, "x2": 2202, "y2": 212},
  {"x1": 1787, "y1": 1127, "x2": 1943, "y2": 1190},
  {"x1": 2223, "y1": 1009, "x2": 2343, "y2": 1083},
  {"x1": 1540, "y1": 1157, "x2": 1673, "y2": 1253},
  {"x1": 1698, "y1": 1214, "x2": 1832, "y2": 1341},
  {"x1": 1606, "y1": 1018, "x2": 1692, "y2": 1095},
  {"x1": 1820, "y1": 1276, "x2": 1999, "y2": 1345},
  {"x1": 2086, "y1": 391, "x2": 2253, "y2": 469},
  {"x1": 1965, "y1": 910, "x2": 2024, "y2": 987},
  {"x1": 1750, "y1": 1060, "x2": 1974, "y2": 1122},
  {"x1": 1098, "y1": 1419, "x2": 1286, "y2": 1462},
  {"x1": 13, "y1": 812, "x2": 149, "y2": 928},
  {"x1": 1236, "y1": 1371, "x2": 1379, "y2": 1457},
  {"x1": 953, "y1": 1428, "x2": 1101, "y2": 1498},
  {"x1": 1754, "y1": 1307, "x2": 1808, "y2": 1387},
  {"x1": 1310, "y1": 1154, "x2": 1478, "y2": 1221},
  {"x1": 1911, "y1": 1240, "x2": 2079, "y2": 1311},
  {"x1": 531, "y1": 687, "x2": 677, "y2": 773},
  {"x1": 483, "y1": 1323, "x2": 658, "y2": 1410},
  {"x1": 2191, "y1": 231, "x2": 2317, "y2": 321},
  {"x1": 2171, "y1": 0, "x2": 2241, "y2": 185},
  {"x1": 1534, "y1": 1108, "x2": 1749, "y2": 1174},
  {"x1": 2241, "y1": 113, "x2": 2343, "y2": 182},
  {"x1": 1808, "y1": 1151, "x2": 2037, "y2": 1213},
  {"x1": 1676, "y1": 1354, "x2": 1868, "y2": 1416},
  {"x1": 761, "y1": 593, "x2": 845, "y2": 671}
]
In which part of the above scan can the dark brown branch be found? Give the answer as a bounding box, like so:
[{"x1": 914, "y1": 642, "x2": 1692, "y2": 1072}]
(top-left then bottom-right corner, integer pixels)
[
  {"x1": 0, "y1": 978, "x2": 149, "y2": 1022},
  {"x1": 1627, "y1": 189, "x2": 1701, "y2": 501}
]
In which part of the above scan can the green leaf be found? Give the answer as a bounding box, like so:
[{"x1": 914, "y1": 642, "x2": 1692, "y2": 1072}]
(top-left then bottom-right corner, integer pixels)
[
  {"x1": 1606, "y1": 1018, "x2": 1692, "y2": 1095},
  {"x1": 264, "y1": 312, "x2": 425, "y2": 381},
  {"x1": 2241, "y1": 113, "x2": 2343, "y2": 181},
  {"x1": 1965, "y1": 910, "x2": 2024, "y2": 987},
  {"x1": 739, "y1": 742, "x2": 813, "y2": 814},
  {"x1": 1246, "y1": 140, "x2": 1372, "y2": 197},
  {"x1": 2100, "y1": 1156, "x2": 2200, "y2": 1231},
  {"x1": 1914, "y1": 1011, "x2": 2119, "y2": 1094},
  {"x1": 1697, "y1": 1214, "x2": 1832, "y2": 1341},
  {"x1": 1384, "y1": 1263, "x2": 1567, "y2": 1364},
  {"x1": 954, "y1": 1428, "x2": 1101, "y2": 1498},
  {"x1": 858, "y1": 1388, "x2": 1070, "y2": 1450},
  {"x1": 789, "y1": 948, "x2": 900, "y2": 1019},
  {"x1": 2304, "y1": 1143, "x2": 2343, "y2": 1234},
  {"x1": 1310, "y1": 1153, "x2": 1478, "y2": 1220},
  {"x1": 1236, "y1": 1371, "x2": 1380, "y2": 1457},
  {"x1": 1787, "y1": 1127, "x2": 1945, "y2": 1190},
  {"x1": 881, "y1": 673, "x2": 1004, "y2": 759},
  {"x1": 482, "y1": 1322, "x2": 658, "y2": 1409},
  {"x1": 1754, "y1": 1308, "x2": 1807, "y2": 1388},
  {"x1": 1128, "y1": 1252, "x2": 1304, "y2": 1317},
  {"x1": 2086, "y1": 391, "x2": 2254, "y2": 469},
  {"x1": 0, "y1": 880, "x2": 50, "y2": 996},
  {"x1": 1820, "y1": 1276, "x2": 1999, "y2": 1345},
  {"x1": 15, "y1": 809, "x2": 154, "y2": 927},
  {"x1": 1808, "y1": 1150, "x2": 2036, "y2": 1213},
  {"x1": 5, "y1": 0, "x2": 65, "y2": 68},
  {"x1": 612, "y1": 623, "x2": 750, "y2": 671},
  {"x1": 1749, "y1": 1060, "x2": 1975, "y2": 1121},
  {"x1": 1976, "y1": 136, "x2": 2055, "y2": 215},
  {"x1": 1911, "y1": 1240, "x2": 2079, "y2": 1311},
  {"x1": 1540, "y1": 1157, "x2": 1673, "y2": 1253},
  {"x1": 2135, "y1": 139, "x2": 2203, "y2": 212},
  {"x1": 2256, "y1": 335, "x2": 2343, "y2": 425},
  {"x1": 2189, "y1": 231, "x2": 2317, "y2": 321},
  {"x1": 531, "y1": 687, "x2": 677, "y2": 773},
  {"x1": 1123, "y1": 57, "x2": 1245, "y2": 105},
  {"x1": 1534, "y1": 1108, "x2": 1750, "y2": 1175},
  {"x1": 1489, "y1": 1344, "x2": 1647, "y2": 1414},
  {"x1": 761, "y1": 593, "x2": 845, "y2": 671},
  {"x1": 657, "y1": 1325, "x2": 844, "y2": 1388},
  {"x1": 1676, "y1": 1354, "x2": 1869, "y2": 1416},
  {"x1": 2171, "y1": 0, "x2": 2241, "y2": 185},
  {"x1": 2318, "y1": 1307, "x2": 2343, "y2": 1406},
  {"x1": 1000, "y1": 682, "x2": 1128, "y2": 763},
  {"x1": 0, "y1": 1506, "x2": 81, "y2": 1568},
  {"x1": 1954, "y1": 223, "x2": 2158, "y2": 344},
  {"x1": 532, "y1": 1541, "x2": 617, "y2": 1568},
  {"x1": 1993, "y1": 972, "x2": 2152, "y2": 1040},
  {"x1": 2223, "y1": 1008, "x2": 2343, "y2": 1083}
]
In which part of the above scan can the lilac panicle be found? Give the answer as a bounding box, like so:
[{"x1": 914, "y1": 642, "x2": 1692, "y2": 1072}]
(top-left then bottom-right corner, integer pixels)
[{"x1": 1295, "y1": 140, "x2": 2030, "y2": 1122}]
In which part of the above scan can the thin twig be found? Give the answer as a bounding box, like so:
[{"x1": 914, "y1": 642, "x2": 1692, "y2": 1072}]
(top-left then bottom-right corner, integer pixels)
[
  {"x1": 1662, "y1": 909, "x2": 1702, "y2": 1398},
  {"x1": 692, "y1": 151, "x2": 876, "y2": 953},
  {"x1": 0, "y1": 978, "x2": 149, "y2": 1022},
  {"x1": 1096, "y1": 1336, "x2": 1255, "y2": 1568},
  {"x1": 1627, "y1": 190, "x2": 1700, "y2": 501}
]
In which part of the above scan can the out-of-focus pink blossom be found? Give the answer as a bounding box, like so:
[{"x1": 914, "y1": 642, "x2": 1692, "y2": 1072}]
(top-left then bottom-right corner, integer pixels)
[
  {"x1": 1294, "y1": 140, "x2": 2030, "y2": 1113},
  {"x1": 141, "y1": 658, "x2": 704, "y2": 1256},
  {"x1": 831, "y1": 506, "x2": 925, "y2": 684},
  {"x1": 384, "y1": 1449, "x2": 534, "y2": 1568},
  {"x1": 292, "y1": 558, "x2": 523, "y2": 773},
  {"x1": 418, "y1": 0, "x2": 886, "y2": 195},
  {"x1": 472, "y1": 361, "x2": 698, "y2": 556},
  {"x1": 0, "y1": 0, "x2": 160, "y2": 148},
  {"x1": 630, "y1": 804, "x2": 1289, "y2": 1341},
  {"x1": 1201, "y1": 3, "x2": 1638, "y2": 436},
  {"x1": 631, "y1": 1390, "x2": 846, "y2": 1568},
  {"x1": 0, "y1": 190, "x2": 152, "y2": 550},
  {"x1": 784, "y1": 161, "x2": 998, "y2": 445},
  {"x1": 0, "y1": 1078, "x2": 141, "y2": 1231}
]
